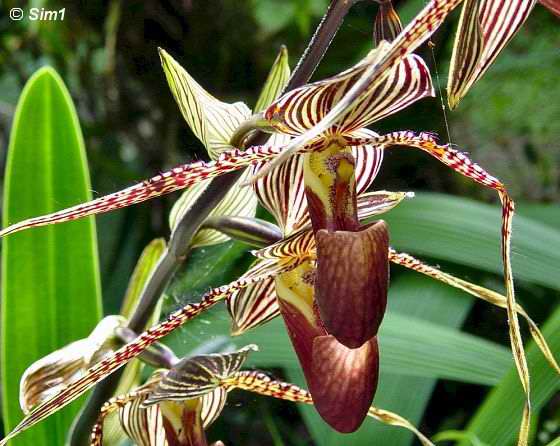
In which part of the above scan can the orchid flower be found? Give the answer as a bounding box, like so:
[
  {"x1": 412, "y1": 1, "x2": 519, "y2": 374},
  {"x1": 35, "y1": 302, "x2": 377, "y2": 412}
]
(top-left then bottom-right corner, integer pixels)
[
  {"x1": 89, "y1": 345, "x2": 435, "y2": 446},
  {"x1": 447, "y1": 0, "x2": 560, "y2": 108},
  {"x1": 1, "y1": 1, "x2": 559, "y2": 445},
  {"x1": 19, "y1": 316, "x2": 126, "y2": 415}
]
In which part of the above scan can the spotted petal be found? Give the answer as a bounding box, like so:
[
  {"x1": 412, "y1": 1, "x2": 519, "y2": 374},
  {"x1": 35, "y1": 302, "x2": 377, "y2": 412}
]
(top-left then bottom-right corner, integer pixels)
[
  {"x1": 448, "y1": 0, "x2": 537, "y2": 108},
  {"x1": 159, "y1": 48, "x2": 251, "y2": 158},
  {"x1": 0, "y1": 144, "x2": 282, "y2": 238}
]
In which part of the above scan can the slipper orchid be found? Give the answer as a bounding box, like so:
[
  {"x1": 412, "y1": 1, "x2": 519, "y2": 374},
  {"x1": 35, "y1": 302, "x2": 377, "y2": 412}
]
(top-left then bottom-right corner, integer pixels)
[
  {"x1": 1, "y1": 1, "x2": 558, "y2": 445},
  {"x1": 89, "y1": 345, "x2": 435, "y2": 446}
]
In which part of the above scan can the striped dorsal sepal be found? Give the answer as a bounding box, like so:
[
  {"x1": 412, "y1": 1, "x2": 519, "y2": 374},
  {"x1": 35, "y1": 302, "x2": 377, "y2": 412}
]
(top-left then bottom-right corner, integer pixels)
[{"x1": 263, "y1": 41, "x2": 434, "y2": 136}]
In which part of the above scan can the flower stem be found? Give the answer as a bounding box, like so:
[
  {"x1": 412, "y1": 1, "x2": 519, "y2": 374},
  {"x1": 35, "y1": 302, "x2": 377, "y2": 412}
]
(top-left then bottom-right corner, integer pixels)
[{"x1": 68, "y1": 2, "x2": 357, "y2": 443}]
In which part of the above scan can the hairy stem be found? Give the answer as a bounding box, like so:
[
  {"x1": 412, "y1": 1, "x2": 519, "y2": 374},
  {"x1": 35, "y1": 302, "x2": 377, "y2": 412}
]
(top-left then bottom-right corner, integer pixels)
[
  {"x1": 287, "y1": 0, "x2": 361, "y2": 90},
  {"x1": 69, "y1": 2, "x2": 356, "y2": 443}
]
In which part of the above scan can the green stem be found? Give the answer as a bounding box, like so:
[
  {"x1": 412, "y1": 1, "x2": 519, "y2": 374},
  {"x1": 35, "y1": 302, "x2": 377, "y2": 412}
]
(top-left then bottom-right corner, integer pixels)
[{"x1": 202, "y1": 216, "x2": 282, "y2": 248}]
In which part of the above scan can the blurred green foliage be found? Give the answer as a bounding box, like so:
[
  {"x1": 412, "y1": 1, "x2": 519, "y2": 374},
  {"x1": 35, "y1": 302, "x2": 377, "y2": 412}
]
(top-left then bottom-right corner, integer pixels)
[{"x1": 1, "y1": 67, "x2": 102, "y2": 445}]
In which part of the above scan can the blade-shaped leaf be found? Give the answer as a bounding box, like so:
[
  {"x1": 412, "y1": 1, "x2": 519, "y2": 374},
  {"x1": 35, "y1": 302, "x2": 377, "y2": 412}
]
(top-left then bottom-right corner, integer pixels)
[
  {"x1": 0, "y1": 144, "x2": 283, "y2": 238},
  {"x1": 381, "y1": 192, "x2": 560, "y2": 291},
  {"x1": 461, "y1": 305, "x2": 560, "y2": 446},
  {"x1": 458, "y1": 204, "x2": 560, "y2": 446},
  {"x1": 1, "y1": 67, "x2": 102, "y2": 445}
]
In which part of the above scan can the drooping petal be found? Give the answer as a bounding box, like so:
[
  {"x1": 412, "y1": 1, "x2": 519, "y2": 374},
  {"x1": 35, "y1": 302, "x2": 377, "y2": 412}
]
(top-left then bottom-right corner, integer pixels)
[
  {"x1": 251, "y1": 0, "x2": 462, "y2": 182},
  {"x1": 540, "y1": 0, "x2": 560, "y2": 16},
  {"x1": 144, "y1": 345, "x2": 257, "y2": 405},
  {"x1": 447, "y1": 0, "x2": 537, "y2": 109},
  {"x1": 373, "y1": 0, "x2": 403, "y2": 45},
  {"x1": 159, "y1": 48, "x2": 252, "y2": 158},
  {"x1": 254, "y1": 46, "x2": 291, "y2": 113},
  {"x1": 0, "y1": 144, "x2": 282, "y2": 238},
  {"x1": 20, "y1": 315, "x2": 125, "y2": 414},
  {"x1": 389, "y1": 249, "x2": 560, "y2": 376},
  {"x1": 354, "y1": 130, "x2": 530, "y2": 446},
  {"x1": 228, "y1": 371, "x2": 434, "y2": 446},
  {"x1": 169, "y1": 169, "x2": 258, "y2": 249},
  {"x1": 264, "y1": 41, "x2": 434, "y2": 136},
  {"x1": 315, "y1": 221, "x2": 389, "y2": 347}
]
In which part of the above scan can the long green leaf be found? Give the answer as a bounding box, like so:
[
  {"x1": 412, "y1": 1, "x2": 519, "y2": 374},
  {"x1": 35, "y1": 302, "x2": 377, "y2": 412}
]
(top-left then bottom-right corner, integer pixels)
[
  {"x1": 383, "y1": 192, "x2": 560, "y2": 290},
  {"x1": 460, "y1": 305, "x2": 560, "y2": 446},
  {"x1": 1, "y1": 67, "x2": 102, "y2": 445},
  {"x1": 102, "y1": 238, "x2": 167, "y2": 446},
  {"x1": 459, "y1": 205, "x2": 560, "y2": 446}
]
